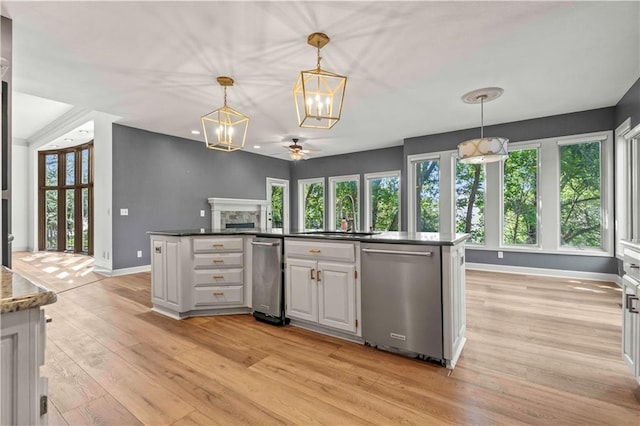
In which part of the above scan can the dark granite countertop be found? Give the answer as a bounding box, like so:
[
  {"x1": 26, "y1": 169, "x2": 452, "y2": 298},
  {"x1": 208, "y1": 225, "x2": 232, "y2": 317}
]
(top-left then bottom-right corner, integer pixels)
[
  {"x1": 1, "y1": 268, "x2": 57, "y2": 314},
  {"x1": 147, "y1": 228, "x2": 468, "y2": 246}
]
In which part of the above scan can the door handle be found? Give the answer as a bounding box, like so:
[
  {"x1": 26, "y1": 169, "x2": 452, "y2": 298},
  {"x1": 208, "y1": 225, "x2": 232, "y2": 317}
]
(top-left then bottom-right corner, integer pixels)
[
  {"x1": 362, "y1": 248, "x2": 432, "y2": 257},
  {"x1": 317, "y1": 270, "x2": 322, "y2": 282},
  {"x1": 310, "y1": 268, "x2": 315, "y2": 280},
  {"x1": 251, "y1": 241, "x2": 280, "y2": 247},
  {"x1": 626, "y1": 294, "x2": 639, "y2": 314}
]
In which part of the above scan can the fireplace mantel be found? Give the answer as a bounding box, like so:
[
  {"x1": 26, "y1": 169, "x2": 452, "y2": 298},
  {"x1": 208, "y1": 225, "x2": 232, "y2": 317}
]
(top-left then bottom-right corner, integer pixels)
[{"x1": 208, "y1": 197, "x2": 268, "y2": 229}]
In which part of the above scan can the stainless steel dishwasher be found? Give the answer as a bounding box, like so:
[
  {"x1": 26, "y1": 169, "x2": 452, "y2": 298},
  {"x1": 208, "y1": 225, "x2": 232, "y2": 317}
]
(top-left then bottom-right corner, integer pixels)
[
  {"x1": 251, "y1": 237, "x2": 288, "y2": 326},
  {"x1": 361, "y1": 243, "x2": 443, "y2": 361}
]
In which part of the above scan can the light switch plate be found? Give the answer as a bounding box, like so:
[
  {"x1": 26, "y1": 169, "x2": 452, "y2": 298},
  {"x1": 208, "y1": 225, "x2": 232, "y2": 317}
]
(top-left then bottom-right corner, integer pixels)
[
  {"x1": 497, "y1": 251, "x2": 504, "y2": 259},
  {"x1": 120, "y1": 208, "x2": 129, "y2": 216}
]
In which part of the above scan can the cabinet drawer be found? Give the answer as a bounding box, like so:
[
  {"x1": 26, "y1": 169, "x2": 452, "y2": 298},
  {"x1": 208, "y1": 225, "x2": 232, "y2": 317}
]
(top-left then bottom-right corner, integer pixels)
[
  {"x1": 286, "y1": 239, "x2": 355, "y2": 262},
  {"x1": 193, "y1": 253, "x2": 243, "y2": 269},
  {"x1": 193, "y1": 238, "x2": 243, "y2": 253},
  {"x1": 194, "y1": 285, "x2": 244, "y2": 306},
  {"x1": 624, "y1": 248, "x2": 640, "y2": 281},
  {"x1": 193, "y1": 268, "x2": 243, "y2": 286}
]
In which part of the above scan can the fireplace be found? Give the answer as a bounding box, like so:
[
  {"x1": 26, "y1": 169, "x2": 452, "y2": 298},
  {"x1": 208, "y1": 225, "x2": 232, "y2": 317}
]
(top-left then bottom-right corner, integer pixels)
[{"x1": 208, "y1": 198, "x2": 268, "y2": 230}]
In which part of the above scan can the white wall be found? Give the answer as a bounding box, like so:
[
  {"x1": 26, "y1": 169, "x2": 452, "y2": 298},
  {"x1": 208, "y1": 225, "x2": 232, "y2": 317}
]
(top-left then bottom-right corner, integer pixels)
[
  {"x1": 11, "y1": 140, "x2": 29, "y2": 251},
  {"x1": 92, "y1": 113, "x2": 114, "y2": 272}
]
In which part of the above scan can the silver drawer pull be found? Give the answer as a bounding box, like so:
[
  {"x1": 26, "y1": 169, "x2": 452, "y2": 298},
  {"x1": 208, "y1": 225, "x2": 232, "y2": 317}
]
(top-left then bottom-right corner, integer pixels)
[
  {"x1": 629, "y1": 264, "x2": 639, "y2": 269},
  {"x1": 362, "y1": 248, "x2": 432, "y2": 257}
]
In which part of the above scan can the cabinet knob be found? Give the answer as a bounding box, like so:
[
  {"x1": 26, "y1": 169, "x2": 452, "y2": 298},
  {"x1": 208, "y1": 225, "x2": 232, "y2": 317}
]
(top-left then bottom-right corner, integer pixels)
[{"x1": 213, "y1": 292, "x2": 224, "y2": 296}]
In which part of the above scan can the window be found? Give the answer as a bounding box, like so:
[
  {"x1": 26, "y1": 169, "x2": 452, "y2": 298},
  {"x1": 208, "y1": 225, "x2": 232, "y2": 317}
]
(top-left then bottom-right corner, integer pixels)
[
  {"x1": 298, "y1": 178, "x2": 324, "y2": 231},
  {"x1": 455, "y1": 160, "x2": 485, "y2": 244},
  {"x1": 364, "y1": 171, "x2": 400, "y2": 232},
  {"x1": 329, "y1": 175, "x2": 359, "y2": 231},
  {"x1": 38, "y1": 143, "x2": 93, "y2": 254},
  {"x1": 414, "y1": 158, "x2": 440, "y2": 232},
  {"x1": 559, "y1": 141, "x2": 603, "y2": 249},
  {"x1": 615, "y1": 120, "x2": 640, "y2": 256},
  {"x1": 266, "y1": 177, "x2": 289, "y2": 230},
  {"x1": 502, "y1": 147, "x2": 538, "y2": 245}
]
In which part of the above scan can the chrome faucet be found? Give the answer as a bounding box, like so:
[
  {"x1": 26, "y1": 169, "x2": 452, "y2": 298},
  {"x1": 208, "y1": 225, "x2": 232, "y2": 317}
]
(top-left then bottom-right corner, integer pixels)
[{"x1": 338, "y1": 194, "x2": 357, "y2": 232}]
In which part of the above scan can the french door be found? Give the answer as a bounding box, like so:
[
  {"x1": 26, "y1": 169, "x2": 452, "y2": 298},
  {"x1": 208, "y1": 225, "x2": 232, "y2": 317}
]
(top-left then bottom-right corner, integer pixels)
[{"x1": 38, "y1": 143, "x2": 93, "y2": 254}]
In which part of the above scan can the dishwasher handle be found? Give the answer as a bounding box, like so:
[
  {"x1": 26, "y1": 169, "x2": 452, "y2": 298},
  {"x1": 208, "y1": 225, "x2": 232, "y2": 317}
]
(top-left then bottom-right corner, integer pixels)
[
  {"x1": 362, "y1": 248, "x2": 432, "y2": 257},
  {"x1": 251, "y1": 241, "x2": 281, "y2": 247}
]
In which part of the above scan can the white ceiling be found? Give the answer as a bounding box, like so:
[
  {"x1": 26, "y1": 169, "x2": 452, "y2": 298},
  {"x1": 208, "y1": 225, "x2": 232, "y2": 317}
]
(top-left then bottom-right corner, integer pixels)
[
  {"x1": 3, "y1": 1, "x2": 639, "y2": 159},
  {"x1": 11, "y1": 92, "x2": 73, "y2": 140}
]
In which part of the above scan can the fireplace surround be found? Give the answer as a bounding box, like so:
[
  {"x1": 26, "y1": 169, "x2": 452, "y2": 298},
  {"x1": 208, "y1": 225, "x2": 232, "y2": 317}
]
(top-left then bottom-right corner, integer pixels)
[{"x1": 208, "y1": 197, "x2": 268, "y2": 229}]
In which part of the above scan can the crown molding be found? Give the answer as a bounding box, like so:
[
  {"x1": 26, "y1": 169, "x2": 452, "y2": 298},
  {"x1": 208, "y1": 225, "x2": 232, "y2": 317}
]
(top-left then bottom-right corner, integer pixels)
[{"x1": 26, "y1": 106, "x2": 93, "y2": 148}]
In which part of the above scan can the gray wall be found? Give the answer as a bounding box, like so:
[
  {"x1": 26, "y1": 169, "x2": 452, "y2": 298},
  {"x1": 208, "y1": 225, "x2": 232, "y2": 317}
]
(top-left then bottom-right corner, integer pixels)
[
  {"x1": 112, "y1": 124, "x2": 289, "y2": 269},
  {"x1": 289, "y1": 146, "x2": 404, "y2": 229},
  {"x1": 403, "y1": 107, "x2": 617, "y2": 274},
  {"x1": 616, "y1": 77, "x2": 640, "y2": 128}
]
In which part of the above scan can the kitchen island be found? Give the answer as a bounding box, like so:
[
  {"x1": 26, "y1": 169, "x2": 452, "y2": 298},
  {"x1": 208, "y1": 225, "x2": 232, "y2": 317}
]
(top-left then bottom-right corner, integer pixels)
[
  {"x1": 1, "y1": 268, "x2": 56, "y2": 425},
  {"x1": 148, "y1": 229, "x2": 467, "y2": 368}
]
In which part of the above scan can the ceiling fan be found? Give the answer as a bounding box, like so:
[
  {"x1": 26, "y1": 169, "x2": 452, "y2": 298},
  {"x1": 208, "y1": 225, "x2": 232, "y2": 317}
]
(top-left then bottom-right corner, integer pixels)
[{"x1": 285, "y1": 138, "x2": 320, "y2": 161}]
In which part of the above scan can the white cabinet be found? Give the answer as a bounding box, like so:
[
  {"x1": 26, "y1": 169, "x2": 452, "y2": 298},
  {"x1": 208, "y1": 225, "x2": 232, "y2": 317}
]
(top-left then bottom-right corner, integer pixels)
[
  {"x1": 442, "y1": 243, "x2": 466, "y2": 369},
  {"x1": 1, "y1": 308, "x2": 48, "y2": 425},
  {"x1": 151, "y1": 236, "x2": 183, "y2": 313},
  {"x1": 285, "y1": 239, "x2": 359, "y2": 335},
  {"x1": 621, "y1": 241, "x2": 640, "y2": 384}
]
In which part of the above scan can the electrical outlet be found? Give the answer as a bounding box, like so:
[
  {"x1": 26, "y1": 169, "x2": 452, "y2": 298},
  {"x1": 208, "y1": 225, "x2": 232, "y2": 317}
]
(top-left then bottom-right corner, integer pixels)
[
  {"x1": 120, "y1": 208, "x2": 129, "y2": 216},
  {"x1": 137, "y1": 250, "x2": 142, "y2": 258},
  {"x1": 497, "y1": 251, "x2": 504, "y2": 259},
  {"x1": 200, "y1": 210, "x2": 205, "y2": 217}
]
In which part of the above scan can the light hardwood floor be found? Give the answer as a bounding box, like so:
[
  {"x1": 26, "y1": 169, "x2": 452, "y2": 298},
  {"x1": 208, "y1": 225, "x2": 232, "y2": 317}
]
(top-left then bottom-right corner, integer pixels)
[{"x1": 11, "y1": 252, "x2": 640, "y2": 425}]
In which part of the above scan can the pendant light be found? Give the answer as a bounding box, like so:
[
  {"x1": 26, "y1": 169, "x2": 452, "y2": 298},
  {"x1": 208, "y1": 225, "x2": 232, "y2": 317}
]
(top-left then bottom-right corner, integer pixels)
[
  {"x1": 201, "y1": 76, "x2": 249, "y2": 152},
  {"x1": 293, "y1": 32, "x2": 347, "y2": 129},
  {"x1": 457, "y1": 87, "x2": 508, "y2": 164}
]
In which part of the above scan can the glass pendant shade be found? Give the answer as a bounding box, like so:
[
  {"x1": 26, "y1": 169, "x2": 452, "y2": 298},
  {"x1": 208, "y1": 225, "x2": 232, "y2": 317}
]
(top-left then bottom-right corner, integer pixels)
[
  {"x1": 293, "y1": 33, "x2": 347, "y2": 129},
  {"x1": 457, "y1": 87, "x2": 508, "y2": 164},
  {"x1": 458, "y1": 137, "x2": 508, "y2": 164},
  {"x1": 201, "y1": 77, "x2": 249, "y2": 152},
  {"x1": 290, "y1": 150, "x2": 304, "y2": 161}
]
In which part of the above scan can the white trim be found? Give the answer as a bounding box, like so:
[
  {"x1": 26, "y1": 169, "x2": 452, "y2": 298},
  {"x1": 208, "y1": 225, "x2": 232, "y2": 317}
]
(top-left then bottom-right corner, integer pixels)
[
  {"x1": 466, "y1": 262, "x2": 619, "y2": 284},
  {"x1": 498, "y1": 145, "x2": 541, "y2": 249},
  {"x1": 363, "y1": 170, "x2": 401, "y2": 232},
  {"x1": 97, "y1": 264, "x2": 151, "y2": 277},
  {"x1": 266, "y1": 177, "x2": 290, "y2": 231},
  {"x1": 465, "y1": 244, "x2": 611, "y2": 257},
  {"x1": 328, "y1": 174, "x2": 360, "y2": 231},
  {"x1": 407, "y1": 151, "x2": 453, "y2": 233},
  {"x1": 207, "y1": 197, "x2": 268, "y2": 229},
  {"x1": 615, "y1": 118, "x2": 632, "y2": 259},
  {"x1": 297, "y1": 177, "x2": 325, "y2": 231}
]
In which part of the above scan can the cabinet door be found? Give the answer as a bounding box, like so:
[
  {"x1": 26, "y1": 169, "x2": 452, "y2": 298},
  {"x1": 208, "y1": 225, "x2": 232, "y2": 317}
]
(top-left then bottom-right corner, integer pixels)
[
  {"x1": 151, "y1": 238, "x2": 181, "y2": 311},
  {"x1": 151, "y1": 239, "x2": 165, "y2": 302},
  {"x1": 622, "y1": 275, "x2": 639, "y2": 381},
  {"x1": 165, "y1": 240, "x2": 181, "y2": 308},
  {"x1": 285, "y1": 258, "x2": 317, "y2": 322},
  {"x1": 317, "y1": 261, "x2": 356, "y2": 333}
]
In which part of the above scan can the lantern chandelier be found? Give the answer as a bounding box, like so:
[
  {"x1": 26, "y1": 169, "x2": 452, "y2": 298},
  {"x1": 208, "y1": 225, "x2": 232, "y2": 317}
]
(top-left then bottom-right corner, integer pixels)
[
  {"x1": 293, "y1": 32, "x2": 347, "y2": 129},
  {"x1": 201, "y1": 76, "x2": 249, "y2": 152},
  {"x1": 457, "y1": 87, "x2": 509, "y2": 164}
]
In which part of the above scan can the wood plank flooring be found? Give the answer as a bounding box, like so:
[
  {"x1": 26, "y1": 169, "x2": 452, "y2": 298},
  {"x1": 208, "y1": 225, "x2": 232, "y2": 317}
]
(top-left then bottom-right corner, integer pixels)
[{"x1": 11, "y1": 252, "x2": 640, "y2": 425}]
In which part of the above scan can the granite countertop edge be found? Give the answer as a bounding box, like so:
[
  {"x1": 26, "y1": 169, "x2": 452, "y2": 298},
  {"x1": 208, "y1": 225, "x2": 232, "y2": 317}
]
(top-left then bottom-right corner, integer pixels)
[
  {"x1": 147, "y1": 229, "x2": 469, "y2": 246},
  {"x1": 1, "y1": 268, "x2": 57, "y2": 314}
]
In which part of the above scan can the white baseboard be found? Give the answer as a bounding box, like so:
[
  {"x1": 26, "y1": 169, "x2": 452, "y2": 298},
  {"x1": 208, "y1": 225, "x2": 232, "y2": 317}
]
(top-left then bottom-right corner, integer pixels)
[
  {"x1": 466, "y1": 262, "x2": 620, "y2": 284},
  {"x1": 96, "y1": 264, "x2": 151, "y2": 277},
  {"x1": 11, "y1": 246, "x2": 30, "y2": 252}
]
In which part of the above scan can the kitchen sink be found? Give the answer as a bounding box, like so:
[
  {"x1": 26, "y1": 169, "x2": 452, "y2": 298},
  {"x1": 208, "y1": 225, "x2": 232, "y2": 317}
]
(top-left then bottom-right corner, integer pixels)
[{"x1": 294, "y1": 231, "x2": 381, "y2": 237}]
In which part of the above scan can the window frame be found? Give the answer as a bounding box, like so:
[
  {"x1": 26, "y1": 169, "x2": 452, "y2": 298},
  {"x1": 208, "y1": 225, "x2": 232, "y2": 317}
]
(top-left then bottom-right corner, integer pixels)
[
  {"x1": 266, "y1": 177, "x2": 289, "y2": 231},
  {"x1": 498, "y1": 142, "x2": 541, "y2": 249},
  {"x1": 407, "y1": 151, "x2": 454, "y2": 233},
  {"x1": 297, "y1": 177, "x2": 325, "y2": 231},
  {"x1": 364, "y1": 170, "x2": 401, "y2": 232},
  {"x1": 328, "y1": 174, "x2": 360, "y2": 231}
]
